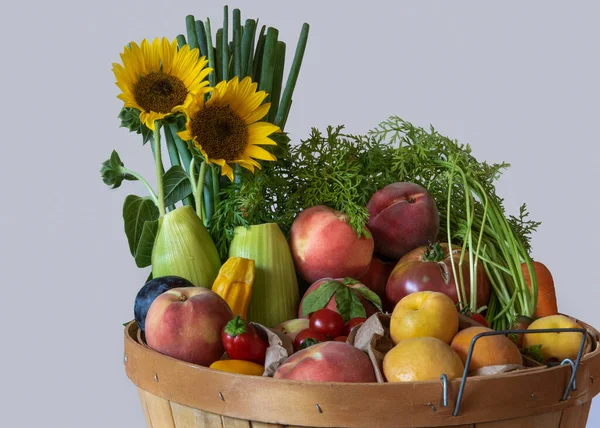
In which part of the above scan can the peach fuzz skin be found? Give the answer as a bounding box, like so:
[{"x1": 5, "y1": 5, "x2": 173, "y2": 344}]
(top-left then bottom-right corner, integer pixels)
[
  {"x1": 274, "y1": 341, "x2": 376, "y2": 382},
  {"x1": 145, "y1": 287, "x2": 233, "y2": 367},
  {"x1": 367, "y1": 182, "x2": 439, "y2": 259},
  {"x1": 451, "y1": 326, "x2": 523, "y2": 371},
  {"x1": 289, "y1": 205, "x2": 374, "y2": 283}
]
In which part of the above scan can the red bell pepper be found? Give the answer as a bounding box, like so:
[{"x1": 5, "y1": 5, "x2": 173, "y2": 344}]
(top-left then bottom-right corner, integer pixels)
[{"x1": 221, "y1": 315, "x2": 268, "y2": 365}]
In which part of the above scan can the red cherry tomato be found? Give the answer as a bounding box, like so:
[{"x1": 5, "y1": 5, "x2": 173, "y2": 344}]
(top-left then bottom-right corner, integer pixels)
[
  {"x1": 309, "y1": 308, "x2": 345, "y2": 338},
  {"x1": 333, "y1": 336, "x2": 348, "y2": 342},
  {"x1": 344, "y1": 317, "x2": 367, "y2": 336},
  {"x1": 293, "y1": 328, "x2": 328, "y2": 351},
  {"x1": 469, "y1": 313, "x2": 489, "y2": 328}
]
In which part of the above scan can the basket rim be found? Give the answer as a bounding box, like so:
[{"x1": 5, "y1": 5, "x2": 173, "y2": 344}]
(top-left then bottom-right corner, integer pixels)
[{"x1": 123, "y1": 316, "x2": 600, "y2": 427}]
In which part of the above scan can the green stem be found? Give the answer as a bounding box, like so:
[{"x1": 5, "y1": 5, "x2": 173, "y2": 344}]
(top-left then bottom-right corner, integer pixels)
[
  {"x1": 205, "y1": 18, "x2": 216, "y2": 87},
  {"x1": 154, "y1": 123, "x2": 166, "y2": 217},
  {"x1": 122, "y1": 168, "x2": 158, "y2": 205},
  {"x1": 211, "y1": 164, "x2": 220, "y2": 216},
  {"x1": 222, "y1": 5, "x2": 229, "y2": 81},
  {"x1": 196, "y1": 162, "x2": 207, "y2": 220},
  {"x1": 189, "y1": 158, "x2": 199, "y2": 215}
]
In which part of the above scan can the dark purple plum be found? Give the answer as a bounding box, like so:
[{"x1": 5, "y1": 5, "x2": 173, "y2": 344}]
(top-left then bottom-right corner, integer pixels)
[{"x1": 134, "y1": 275, "x2": 195, "y2": 331}]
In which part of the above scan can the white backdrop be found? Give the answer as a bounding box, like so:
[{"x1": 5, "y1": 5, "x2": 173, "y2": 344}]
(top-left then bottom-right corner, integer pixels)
[{"x1": 2, "y1": 1, "x2": 599, "y2": 426}]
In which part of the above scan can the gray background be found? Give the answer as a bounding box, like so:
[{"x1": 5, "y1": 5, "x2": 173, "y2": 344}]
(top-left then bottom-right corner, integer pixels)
[{"x1": 2, "y1": 0, "x2": 599, "y2": 426}]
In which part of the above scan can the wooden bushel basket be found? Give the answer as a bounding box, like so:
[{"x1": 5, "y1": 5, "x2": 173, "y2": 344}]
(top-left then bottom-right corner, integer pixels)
[{"x1": 124, "y1": 317, "x2": 600, "y2": 428}]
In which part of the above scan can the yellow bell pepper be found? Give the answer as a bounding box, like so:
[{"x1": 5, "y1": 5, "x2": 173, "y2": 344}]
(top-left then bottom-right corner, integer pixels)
[{"x1": 211, "y1": 257, "x2": 255, "y2": 319}]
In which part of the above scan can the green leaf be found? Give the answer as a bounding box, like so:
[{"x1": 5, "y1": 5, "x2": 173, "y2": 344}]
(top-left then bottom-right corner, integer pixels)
[
  {"x1": 350, "y1": 284, "x2": 383, "y2": 312},
  {"x1": 100, "y1": 150, "x2": 137, "y2": 189},
  {"x1": 522, "y1": 344, "x2": 544, "y2": 364},
  {"x1": 118, "y1": 107, "x2": 153, "y2": 144},
  {"x1": 298, "y1": 337, "x2": 319, "y2": 350},
  {"x1": 134, "y1": 219, "x2": 159, "y2": 268},
  {"x1": 123, "y1": 195, "x2": 160, "y2": 258},
  {"x1": 349, "y1": 291, "x2": 367, "y2": 320},
  {"x1": 335, "y1": 286, "x2": 352, "y2": 322},
  {"x1": 163, "y1": 166, "x2": 192, "y2": 206},
  {"x1": 301, "y1": 280, "x2": 341, "y2": 317},
  {"x1": 343, "y1": 277, "x2": 360, "y2": 286}
]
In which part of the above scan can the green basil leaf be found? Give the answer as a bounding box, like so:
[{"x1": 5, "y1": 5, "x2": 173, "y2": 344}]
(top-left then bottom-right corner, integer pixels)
[
  {"x1": 335, "y1": 286, "x2": 352, "y2": 322},
  {"x1": 343, "y1": 277, "x2": 360, "y2": 286},
  {"x1": 351, "y1": 284, "x2": 383, "y2": 312},
  {"x1": 349, "y1": 291, "x2": 367, "y2": 320},
  {"x1": 123, "y1": 195, "x2": 160, "y2": 258},
  {"x1": 134, "y1": 219, "x2": 159, "y2": 268},
  {"x1": 301, "y1": 280, "x2": 341, "y2": 317},
  {"x1": 163, "y1": 166, "x2": 192, "y2": 206}
]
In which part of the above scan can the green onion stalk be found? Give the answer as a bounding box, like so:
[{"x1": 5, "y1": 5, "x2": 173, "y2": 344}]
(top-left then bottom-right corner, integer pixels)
[{"x1": 436, "y1": 158, "x2": 537, "y2": 330}]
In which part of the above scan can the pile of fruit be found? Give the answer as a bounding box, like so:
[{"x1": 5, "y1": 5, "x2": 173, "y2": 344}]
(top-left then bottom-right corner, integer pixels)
[
  {"x1": 132, "y1": 181, "x2": 586, "y2": 384},
  {"x1": 106, "y1": 6, "x2": 589, "y2": 386}
]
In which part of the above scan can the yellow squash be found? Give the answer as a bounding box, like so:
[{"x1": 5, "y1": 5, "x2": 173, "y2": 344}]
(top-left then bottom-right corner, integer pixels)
[
  {"x1": 211, "y1": 257, "x2": 255, "y2": 319},
  {"x1": 209, "y1": 359, "x2": 264, "y2": 376}
]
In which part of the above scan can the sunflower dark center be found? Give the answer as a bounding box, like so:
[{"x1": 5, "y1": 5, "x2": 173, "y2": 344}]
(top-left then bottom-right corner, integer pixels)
[
  {"x1": 134, "y1": 72, "x2": 187, "y2": 113},
  {"x1": 191, "y1": 106, "x2": 248, "y2": 160}
]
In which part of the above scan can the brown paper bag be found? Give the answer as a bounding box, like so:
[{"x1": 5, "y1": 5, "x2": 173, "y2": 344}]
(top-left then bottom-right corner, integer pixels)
[
  {"x1": 250, "y1": 322, "x2": 294, "y2": 377},
  {"x1": 347, "y1": 313, "x2": 394, "y2": 383}
]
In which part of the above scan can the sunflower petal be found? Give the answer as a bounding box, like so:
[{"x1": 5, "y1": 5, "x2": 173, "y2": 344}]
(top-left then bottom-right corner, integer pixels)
[
  {"x1": 244, "y1": 145, "x2": 277, "y2": 161},
  {"x1": 247, "y1": 122, "x2": 280, "y2": 143}
]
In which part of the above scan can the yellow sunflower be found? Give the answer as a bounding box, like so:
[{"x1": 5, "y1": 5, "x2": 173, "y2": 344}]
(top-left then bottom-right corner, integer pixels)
[
  {"x1": 178, "y1": 76, "x2": 280, "y2": 181},
  {"x1": 112, "y1": 37, "x2": 212, "y2": 131}
]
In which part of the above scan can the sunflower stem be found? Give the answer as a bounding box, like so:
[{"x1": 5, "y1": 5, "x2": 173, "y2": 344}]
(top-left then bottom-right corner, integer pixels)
[
  {"x1": 154, "y1": 122, "x2": 166, "y2": 217},
  {"x1": 196, "y1": 162, "x2": 208, "y2": 220},
  {"x1": 122, "y1": 168, "x2": 158, "y2": 205},
  {"x1": 203, "y1": 166, "x2": 214, "y2": 226},
  {"x1": 165, "y1": 126, "x2": 192, "y2": 207},
  {"x1": 211, "y1": 164, "x2": 220, "y2": 217}
]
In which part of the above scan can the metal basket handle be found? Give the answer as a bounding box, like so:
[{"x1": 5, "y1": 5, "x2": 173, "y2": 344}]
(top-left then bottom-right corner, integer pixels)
[{"x1": 452, "y1": 327, "x2": 587, "y2": 417}]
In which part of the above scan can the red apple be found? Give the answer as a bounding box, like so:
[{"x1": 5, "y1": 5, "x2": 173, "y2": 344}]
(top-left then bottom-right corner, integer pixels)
[
  {"x1": 145, "y1": 287, "x2": 233, "y2": 367},
  {"x1": 367, "y1": 182, "x2": 439, "y2": 259},
  {"x1": 289, "y1": 205, "x2": 374, "y2": 283}
]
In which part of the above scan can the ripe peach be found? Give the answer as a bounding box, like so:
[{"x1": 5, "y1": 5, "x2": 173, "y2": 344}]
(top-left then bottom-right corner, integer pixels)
[
  {"x1": 390, "y1": 291, "x2": 459, "y2": 344},
  {"x1": 273, "y1": 341, "x2": 376, "y2": 382},
  {"x1": 523, "y1": 315, "x2": 584, "y2": 363},
  {"x1": 451, "y1": 326, "x2": 523, "y2": 370},
  {"x1": 383, "y1": 337, "x2": 464, "y2": 382},
  {"x1": 145, "y1": 287, "x2": 233, "y2": 367},
  {"x1": 367, "y1": 182, "x2": 439, "y2": 259},
  {"x1": 289, "y1": 205, "x2": 374, "y2": 283},
  {"x1": 358, "y1": 255, "x2": 396, "y2": 307}
]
